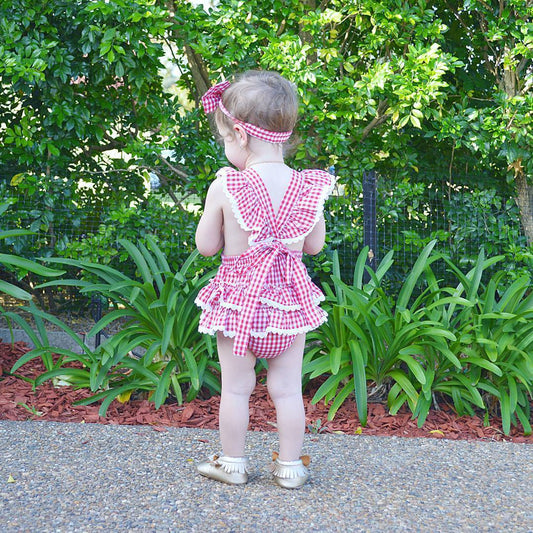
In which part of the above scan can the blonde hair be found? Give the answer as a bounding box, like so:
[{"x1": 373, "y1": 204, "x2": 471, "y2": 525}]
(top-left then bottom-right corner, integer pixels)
[{"x1": 215, "y1": 70, "x2": 299, "y2": 140}]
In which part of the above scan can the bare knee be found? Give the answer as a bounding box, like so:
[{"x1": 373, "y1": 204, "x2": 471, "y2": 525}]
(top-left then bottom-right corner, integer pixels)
[
  {"x1": 266, "y1": 336, "x2": 305, "y2": 401},
  {"x1": 222, "y1": 367, "x2": 256, "y2": 398},
  {"x1": 267, "y1": 370, "x2": 301, "y2": 402}
]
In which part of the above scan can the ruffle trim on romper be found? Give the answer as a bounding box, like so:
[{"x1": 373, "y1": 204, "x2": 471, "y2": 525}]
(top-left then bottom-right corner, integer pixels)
[
  {"x1": 195, "y1": 283, "x2": 325, "y2": 313},
  {"x1": 218, "y1": 166, "x2": 335, "y2": 245},
  {"x1": 197, "y1": 323, "x2": 324, "y2": 339},
  {"x1": 200, "y1": 297, "x2": 303, "y2": 312},
  {"x1": 195, "y1": 298, "x2": 327, "y2": 338},
  {"x1": 195, "y1": 281, "x2": 327, "y2": 339}
]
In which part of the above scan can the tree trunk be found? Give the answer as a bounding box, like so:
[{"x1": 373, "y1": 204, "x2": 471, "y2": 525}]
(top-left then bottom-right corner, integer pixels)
[
  {"x1": 164, "y1": 1, "x2": 217, "y2": 146},
  {"x1": 183, "y1": 44, "x2": 211, "y2": 102},
  {"x1": 499, "y1": 45, "x2": 532, "y2": 246},
  {"x1": 299, "y1": 0, "x2": 317, "y2": 64},
  {"x1": 515, "y1": 172, "x2": 533, "y2": 246}
]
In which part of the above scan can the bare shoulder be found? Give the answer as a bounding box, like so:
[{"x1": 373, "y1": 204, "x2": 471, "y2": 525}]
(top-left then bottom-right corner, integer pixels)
[
  {"x1": 203, "y1": 175, "x2": 227, "y2": 210},
  {"x1": 208, "y1": 174, "x2": 224, "y2": 195}
]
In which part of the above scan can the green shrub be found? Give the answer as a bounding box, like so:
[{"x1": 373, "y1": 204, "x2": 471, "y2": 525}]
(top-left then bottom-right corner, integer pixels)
[
  {"x1": 10, "y1": 238, "x2": 219, "y2": 416},
  {"x1": 440, "y1": 252, "x2": 533, "y2": 434},
  {"x1": 304, "y1": 241, "x2": 533, "y2": 435},
  {"x1": 0, "y1": 200, "x2": 65, "y2": 303}
]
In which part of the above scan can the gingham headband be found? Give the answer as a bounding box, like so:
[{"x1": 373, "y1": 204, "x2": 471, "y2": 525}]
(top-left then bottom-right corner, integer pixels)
[{"x1": 201, "y1": 80, "x2": 293, "y2": 144}]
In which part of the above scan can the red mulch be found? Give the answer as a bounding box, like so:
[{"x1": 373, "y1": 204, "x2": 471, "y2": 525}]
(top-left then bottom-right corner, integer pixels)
[{"x1": 0, "y1": 341, "x2": 531, "y2": 443}]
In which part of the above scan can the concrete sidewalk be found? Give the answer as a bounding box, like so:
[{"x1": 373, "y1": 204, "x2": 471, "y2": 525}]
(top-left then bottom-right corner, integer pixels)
[
  {"x1": 0, "y1": 420, "x2": 531, "y2": 532},
  {"x1": 0, "y1": 327, "x2": 98, "y2": 353}
]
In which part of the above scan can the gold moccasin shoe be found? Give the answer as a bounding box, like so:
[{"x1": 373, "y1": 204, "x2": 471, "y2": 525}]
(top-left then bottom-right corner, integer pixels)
[
  {"x1": 197, "y1": 454, "x2": 250, "y2": 485},
  {"x1": 270, "y1": 452, "x2": 310, "y2": 489}
]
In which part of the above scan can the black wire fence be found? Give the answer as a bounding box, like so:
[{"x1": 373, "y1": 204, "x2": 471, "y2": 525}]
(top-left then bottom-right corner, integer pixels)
[
  {"x1": 320, "y1": 169, "x2": 529, "y2": 291},
  {"x1": 1, "y1": 168, "x2": 530, "y2": 306}
]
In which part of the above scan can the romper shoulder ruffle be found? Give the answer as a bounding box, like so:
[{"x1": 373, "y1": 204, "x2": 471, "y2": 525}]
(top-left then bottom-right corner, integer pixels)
[
  {"x1": 278, "y1": 169, "x2": 335, "y2": 244},
  {"x1": 219, "y1": 166, "x2": 335, "y2": 243},
  {"x1": 217, "y1": 166, "x2": 262, "y2": 234}
]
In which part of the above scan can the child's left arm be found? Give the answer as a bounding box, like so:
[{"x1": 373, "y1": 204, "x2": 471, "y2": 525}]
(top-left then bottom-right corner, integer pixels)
[
  {"x1": 303, "y1": 215, "x2": 326, "y2": 255},
  {"x1": 195, "y1": 178, "x2": 224, "y2": 256}
]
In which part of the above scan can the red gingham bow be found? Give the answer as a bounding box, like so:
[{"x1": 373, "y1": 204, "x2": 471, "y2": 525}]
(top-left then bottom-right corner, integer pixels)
[
  {"x1": 201, "y1": 80, "x2": 293, "y2": 144},
  {"x1": 201, "y1": 81, "x2": 231, "y2": 114},
  {"x1": 232, "y1": 239, "x2": 323, "y2": 358}
]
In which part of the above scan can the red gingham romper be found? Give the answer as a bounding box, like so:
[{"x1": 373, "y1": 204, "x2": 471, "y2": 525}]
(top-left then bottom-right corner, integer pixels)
[{"x1": 195, "y1": 166, "x2": 335, "y2": 358}]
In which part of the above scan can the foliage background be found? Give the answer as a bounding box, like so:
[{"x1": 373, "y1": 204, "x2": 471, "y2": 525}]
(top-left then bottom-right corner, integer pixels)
[
  {"x1": 1, "y1": 0, "x2": 531, "y2": 299},
  {"x1": 0, "y1": 0, "x2": 531, "y2": 435}
]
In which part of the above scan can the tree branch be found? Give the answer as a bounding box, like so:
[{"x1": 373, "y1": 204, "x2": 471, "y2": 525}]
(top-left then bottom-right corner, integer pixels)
[
  {"x1": 361, "y1": 114, "x2": 391, "y2": 141},
  {"x1": 73, "y1": 140, "x2": 126, "y2": 163},
  {"x1": 361, "y1": 99, "x2": 390, "y2": 141},
  {"x1": 159, "y1": 155, "x2": 189, "y2": 180},
  {"x1": 183, "y1": 44, "x2": 211, "y2": 102},
  {"x1": 151, "y1": 169, "x2": 182, "y2": 205}
]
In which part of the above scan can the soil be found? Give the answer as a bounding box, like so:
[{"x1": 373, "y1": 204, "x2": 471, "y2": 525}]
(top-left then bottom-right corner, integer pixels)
[{"x1": 1, "y1": 341, "x2": 531, "y2": 443}]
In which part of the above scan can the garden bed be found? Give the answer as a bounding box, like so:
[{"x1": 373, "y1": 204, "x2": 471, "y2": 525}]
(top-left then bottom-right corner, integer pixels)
[{"x1": 1, "y1": 341, "x2": 530, "y2": 443}]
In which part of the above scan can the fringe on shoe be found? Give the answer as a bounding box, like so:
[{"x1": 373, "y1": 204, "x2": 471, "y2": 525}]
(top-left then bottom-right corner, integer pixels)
[
  {"x1": 208, "y1": 454, "x2": 250, "y2": 474},
  {"x1": 270, "y1": 455, "x2": 310, "y2": 479}
]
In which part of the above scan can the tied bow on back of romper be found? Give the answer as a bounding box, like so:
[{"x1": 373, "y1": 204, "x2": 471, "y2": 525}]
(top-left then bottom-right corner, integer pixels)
[{"x1": 231, "y1": 171, "x2": 324, "y2": 357}]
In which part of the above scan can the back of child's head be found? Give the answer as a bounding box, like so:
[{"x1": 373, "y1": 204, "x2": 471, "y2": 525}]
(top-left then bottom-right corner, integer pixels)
[{"x1": 215, "y1": 71, "x2": 299, "y2": 137}]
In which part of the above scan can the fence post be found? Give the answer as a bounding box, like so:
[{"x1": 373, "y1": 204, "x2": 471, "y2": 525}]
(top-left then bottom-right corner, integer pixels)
[
  {"x1": 90, "y1": 293, "x2": 104, "y2": 348},
  {"x1": 363, "y1": 170, "x2": 377, "y2": 282}
]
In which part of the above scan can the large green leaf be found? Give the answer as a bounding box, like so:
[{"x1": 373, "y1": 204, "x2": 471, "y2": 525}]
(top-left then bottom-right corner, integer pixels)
[
  {"x1": 388, "y1": 369, "x2": 419, "y2": 407},
  {"x1": 34, "y1": 367, "x2": 91, "y2": 388},
  {"x1": 20, "y1": 306, "x2": 92, "y2": 354},
  {"x1": 0, "y1": 280, "x2": 32, "y2": 301},
  {"x1": 87, "y1": 308, "x2": 134, "y2": 337},
  {"x1": 184, "y1": 348, "x2": 200, "y2": 391},
  {"x1": 352, "y1": 246, "x2": 369, "y2": 289},
  {"x1": 329, "y1": 346, "x2": 344, "y2": 375},
  {"x1": 154, "y1": 360, "x2": 178, "y2": 408},
  {"x1": 397, "y1": 351, "x2": 427, "y2": 386},
  {"x1": 0, "y1": 254, "x2": 64, "y2": 277},
  {"x1": 349, "y1": 339, "x2": 368, "y2": 426},
  {"x1": 0, "y1": 229, "x2": 34, "y2": 240},
  {"x1": 311, "y1": 366, "x2": 353, "y2": 405},
  {"x1": 327, "y1": 378, "x2": 355, "y2": 420},
  {"x1": 119, "y1": 238, "x2": 153, "y2": 285},
  {"x1": 396, "y1": 240, "x2": 437, "y2": 309},
  {"x1": 3, "y1": 311, "x2": 47, "y2": 349},
  {"x1": 515, "y1": 405, "x2": 532, "y2": 436},
  {"x1": 146, "y1": 235, "x2": 171, "y2": 273}
]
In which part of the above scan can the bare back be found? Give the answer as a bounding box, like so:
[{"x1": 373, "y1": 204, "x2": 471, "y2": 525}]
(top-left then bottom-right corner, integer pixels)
[
  {"x1": 221, "y1": 164, "x2": 304, "y2": 256},
  {"x1": 195, "y1": 164, "x2": 328, "y2": 258}
]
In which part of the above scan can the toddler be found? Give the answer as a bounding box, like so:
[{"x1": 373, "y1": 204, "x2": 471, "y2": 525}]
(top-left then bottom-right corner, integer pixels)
[{"x1": 194, "y1": 70, "x2": 334, "y2": 488}]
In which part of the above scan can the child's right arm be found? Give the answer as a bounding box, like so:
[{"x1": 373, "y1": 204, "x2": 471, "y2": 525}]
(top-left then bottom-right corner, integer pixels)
[{"x1": 195, "y1": 178, "x2": 224, "y2": 256}]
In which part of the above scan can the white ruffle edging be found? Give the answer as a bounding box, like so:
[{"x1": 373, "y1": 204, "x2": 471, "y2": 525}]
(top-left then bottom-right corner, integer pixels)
[
  {"x1": 198, "y1": 319, "x2": 326, "y2": 339},
  {"x1": 276, "y1": 170, "x2": 336, "y2": 245},
  {"x1": 195, "y1": 294, "x2": 325, "y2": 313},
  {"x1": 218, "y1": 297, "x2": 302, "y2": 312},
  {"x1": 258, "y1": 297, "x2": 301, "y2": 311},
  {"x1": 219, "y1": 167, "x2": 256, "y2": 237}
]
